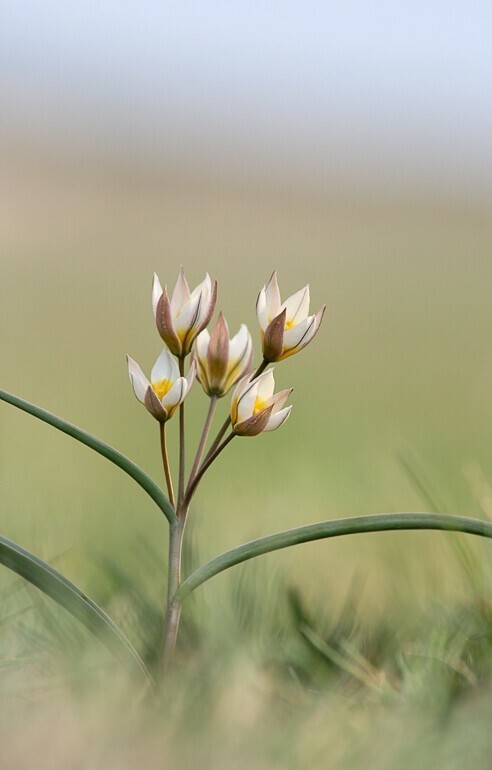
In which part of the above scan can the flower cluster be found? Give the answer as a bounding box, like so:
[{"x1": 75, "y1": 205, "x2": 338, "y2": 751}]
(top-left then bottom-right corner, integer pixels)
[{"x1": 127, "y1": 267, "x2": 324, "y2": 437}]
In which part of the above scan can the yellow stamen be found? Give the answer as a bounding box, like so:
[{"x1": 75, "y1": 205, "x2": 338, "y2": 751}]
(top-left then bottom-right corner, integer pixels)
[
  {"x1": 152, "y1": 379, "x2": 173, "y2": 401},
  {"x1": 253, "y1": 396, "x2": 268, "y2": 415}
]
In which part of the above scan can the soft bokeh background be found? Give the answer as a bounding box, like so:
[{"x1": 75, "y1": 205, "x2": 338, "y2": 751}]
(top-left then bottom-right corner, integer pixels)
[{"x1": 1, "y1": 2, "x2": 492, "y2": 767}]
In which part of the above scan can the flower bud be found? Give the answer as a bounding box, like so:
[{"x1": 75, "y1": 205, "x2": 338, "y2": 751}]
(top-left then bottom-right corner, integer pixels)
[
  {"x1": 127, "y1": 348, "x2": 195, "y2": 422},
  {"x1": 256, "y1": 272, "x2": 325, "y2": 362},
  {"x1": 230, "y1": 369, "x2": 292, "y2": 437},
  {"x1": 152, "y1": 267, "x2": 217, "y2": 357},
  {"x1": 195, "y1": 313, "x2": 253, "y2": 398}
]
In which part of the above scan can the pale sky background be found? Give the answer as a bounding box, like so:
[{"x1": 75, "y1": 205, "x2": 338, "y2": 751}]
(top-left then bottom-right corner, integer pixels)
[{"x1": 1, "y1": 0, "x2": 492, "y2": 196}]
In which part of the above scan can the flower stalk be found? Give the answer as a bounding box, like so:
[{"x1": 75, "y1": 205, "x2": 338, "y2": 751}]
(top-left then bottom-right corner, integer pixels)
[{"x1": 159, "y1": 422, "x2": 175, "y2": 510}]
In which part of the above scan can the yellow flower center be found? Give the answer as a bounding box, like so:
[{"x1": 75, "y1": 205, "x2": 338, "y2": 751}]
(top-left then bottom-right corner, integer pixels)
[
  {"x1": 152, "y1": 379, "x2": 173, "y2": 401},
  {"x1": 285, "y1": 318, "x2": 296, "y2": 330},
  {"x1": 253, "y1": 396, "x2": 268, "y2": 415}
]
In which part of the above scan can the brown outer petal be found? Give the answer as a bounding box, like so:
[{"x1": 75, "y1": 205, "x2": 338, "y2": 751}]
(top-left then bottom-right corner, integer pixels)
[
  {"x1": 233, "y1": 404, "x2": 274, "y2": 437},
  {"x1": 144, "y1": 387, "x2": 168, "y2": 422},
  {"x1": 156, "y1": 290, "x2": 182, "y2": 356},
  {"x1": 206, "y1": 312, "x2": 230, "y2": 392},
  {"x1": 262, "y1": 308, "x2": 286, "y2": 362}
]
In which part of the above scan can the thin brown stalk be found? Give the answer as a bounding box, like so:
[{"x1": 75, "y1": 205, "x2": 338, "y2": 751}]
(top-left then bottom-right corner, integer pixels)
[
  {"x1": 186, "y1": 395, "x2": 218, "y2": 498},
  {"x1": 159, "y1": 422, "x2": 175, "y2": 510},
  {"x1": 177, "y1": 356, "x2": 186, "y2": 512}
]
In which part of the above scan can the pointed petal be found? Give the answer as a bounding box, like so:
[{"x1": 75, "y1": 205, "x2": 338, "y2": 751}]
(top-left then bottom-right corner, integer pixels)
[
  {"x1": 161, "y1": 376, "x2": 188, "y2": 409},
  {"x1": 170, "y1": 266, "x2": 191, "y2": 316},
  {"x1": 151, "y1": 347, "x2": 179, "y2": 385},
  {"x1": 152, "y1": 273, "x2": 163, "y2": 317},
  {"x1": 256, "y1": 368, "x2": 275, "y2": 401},
  {"x1": 280, "y1": 305, "x2": 326, "y2": 359},
  {"x1": 234, "y1": 404, "x2": 274, "y2": 437},
  {"x1": 195, "y1": 329, "x2": 210, "y2": 364},
  {"x1": 236, "y1": 377, "x2": 261, "y2": 423},
  {"x1": 263, "y1": 387, "x2": 293, "y2": 414},
  {"x1": 262, "y1": 309, "x2": 286, "y2": 362},
  {"x1": 256, "y1": 287, "x2": 269, "y2": 331},
  {"x1": 156, "y1": 290, "x2": 182, "y2": 356},
  {"x1": 194, "y1": 277, "x2": 217, "y2": 333},
  {"x1": 144, "y1": 387, "x2": 168, "y2": 421},
  {"x1": 127, "y1": 355, "x2": 150, "y2": 404},
  {"x1": 264, "y1": 405, "x2": 292, "y2": 432},
  {"x1": 186, "y1": 357, "x2": 197, "y2": 389},
  {"x1": 265, "y1": 271, "x2": 281, "y2": 321},
  {"x1": 282, "y1": 315, "x2": 316, "y2": 352},
  {"x1": 281, "y1": 285, "x2": 310, "y2": 325},
  {"x1": 206, "y1": 312, "x2": 230, "y2": 389},
  {"x1": 224, "y1": 325, "x2": 253, "y2": 391}
]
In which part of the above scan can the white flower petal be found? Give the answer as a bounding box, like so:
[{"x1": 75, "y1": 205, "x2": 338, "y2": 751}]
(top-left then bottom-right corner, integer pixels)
[
  {"x1": 170, "y1": 267, "x2": 191, "y2": 316},
  {"x1": 281, "y1": 285, "x2": 310, "y2": 326},
  {"x1": 229, "y1": 324, "x2": 250, "y2": 363},
  {"x1": 152, "y1": 273, "x2": 163, "y2": 316},
  {"x1": 263, "y1": 388, "x2": 293, "y2": 414},
  {"x1": 264, "y1": 405, "x2": 292, "y2": 432},
  {"x1": 151, "y1": 347, "x2": 179, "y2": 385},
  {"x1": 265, "y1": 272, "x2": 282, "y2": 322},
  {"x1": 161, "y1": 376, "x2": 188, "y2": 409},
  {"x1": 174, "y1": 296, "x2": 201, "y2": 337},
  {"x1": 256, "y1": 287, "x2": 269, "y2": 331},
  {"x1": 236, "y1": 378, "x2": 260, "y2": 423},
  {"x1": 256, "y1": 368, "x2": 275, "y2": 401},
  {"x1": 187, "y1": 357, "x2": 197, "y2": 388},
  {"x1": 282, "y1": 315, "x2": 316, "y2": 352},
  {"x1": 191, "y1": 274, "x2": 213, "y2": 329},
  {"x1": 127, "y1": 356, "x2": 150, "y2": 404},
  {"x1": 224, "y1": 325, "x2": 253, "y2": 390},
  {"x1": 195, "y1": 329, "x2": 210, "y2": 364}
]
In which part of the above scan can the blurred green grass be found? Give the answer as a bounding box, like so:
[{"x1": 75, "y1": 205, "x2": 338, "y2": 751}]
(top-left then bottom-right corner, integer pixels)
[{"x1": 1, "y1": 149, "x2": 492, "y2": 767}]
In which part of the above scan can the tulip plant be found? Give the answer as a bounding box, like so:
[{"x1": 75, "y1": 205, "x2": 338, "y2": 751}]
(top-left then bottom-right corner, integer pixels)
[{"x1": 1, "y1": 267, "x2": 492, "y2": 688}]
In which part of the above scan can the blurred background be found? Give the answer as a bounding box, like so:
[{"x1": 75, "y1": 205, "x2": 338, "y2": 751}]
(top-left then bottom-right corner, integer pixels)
[{"x1": 1, "y1": 2, "x2": 492, "y2": 767}]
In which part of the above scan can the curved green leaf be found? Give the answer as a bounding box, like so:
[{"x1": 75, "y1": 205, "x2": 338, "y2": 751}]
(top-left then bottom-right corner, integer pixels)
[
  {"x1": 176, "y1": 512, "x2": 492, "y2": 601},
  {"x1": 0, "y1": 389, "x2": 177, "y2": 526},
  {"x1": 0, "y1": 533, "x2": 154, "y2": 687}
]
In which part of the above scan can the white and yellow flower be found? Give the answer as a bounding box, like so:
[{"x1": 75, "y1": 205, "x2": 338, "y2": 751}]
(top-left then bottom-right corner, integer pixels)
[
  {"x1": 127, "y1": 348, "x2": 196, "y2": 422},
  {"x1": 152, "y1": 267, "x2": 217, "y2": 357},
  {"x1": 256, "y1": 272, "x2": 325, "y2": 362},
  {"x1": 195, "y1": 313, "x2": 253, "y2": 398},
  {"x1": 230, "y1": 369, "x2": 292, "y2": 437}
]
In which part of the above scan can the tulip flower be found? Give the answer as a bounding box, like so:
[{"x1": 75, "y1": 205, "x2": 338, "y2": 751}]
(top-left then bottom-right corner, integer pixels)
[
  {"x1": 256, "y1": 272, "x2": 325, "y2": 362},
  {"x1": 152, "y1": 267, "x2": 217, "y2": 358},
  {"x1": 230, "y1": 369, "x2": 292, "y2": 437},
  {"x1": 195, "y1": 313, "x2": 253, "y2": 398},
  {"x1": 127, "y1": 347, "x2": 196, "y2": 422}
]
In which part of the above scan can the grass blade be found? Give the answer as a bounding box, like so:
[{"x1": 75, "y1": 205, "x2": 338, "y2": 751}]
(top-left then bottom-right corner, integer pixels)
[
  {"x1": 0, "y1": 533, "x2": 154, "y2": 687},
  {"x1": 0, "y1": 388, "x2": 177, "y2": 526},
  {"x1": 177, "y1": 512, "x2": 492, "y2": 600}
]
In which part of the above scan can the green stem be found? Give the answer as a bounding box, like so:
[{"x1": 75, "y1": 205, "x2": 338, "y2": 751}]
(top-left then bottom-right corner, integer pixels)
[
  {"x1": 159, "y1": 422, "x2": 175, "y2": 510},
  {"x1": 176, "y1": 512, "x2": 492, "y2": 601},
  {"x1": 160, "y1": 518, "x2": 185, "y2": 675},
  {"x1": 185, "y1": 395, "x2": 218, "y2": 499},
  {"x1": 0, "y1": 388, "x2": 177, "y2": 526}
]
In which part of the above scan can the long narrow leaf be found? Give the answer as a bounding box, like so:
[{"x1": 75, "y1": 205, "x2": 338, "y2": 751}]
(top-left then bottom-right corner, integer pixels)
[
  {"x1": 0, "y1": 389, "x2": 177, "y2": 525},
  {"x1": 0, "y1": 533, "x2": 154, "y2": 686},
  {"x1": 177, "y1": 512, "x2": 492, "y2": 600}
]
